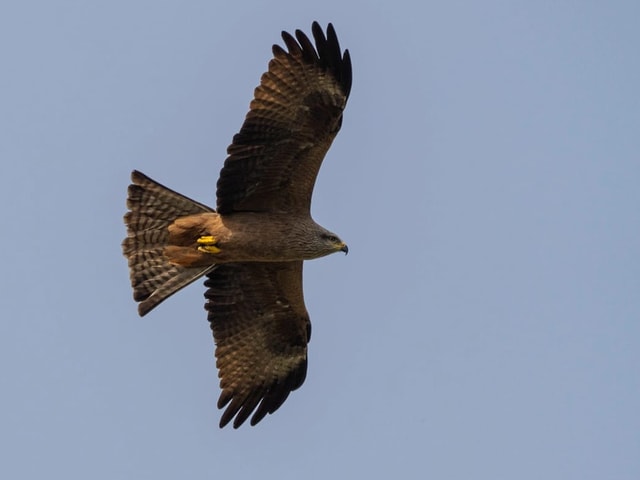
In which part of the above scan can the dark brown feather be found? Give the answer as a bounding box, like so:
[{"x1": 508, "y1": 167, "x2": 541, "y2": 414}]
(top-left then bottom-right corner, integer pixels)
[
  {"x1": 216, "y1": 22, "x2": 352, "y2": 215},
  {"x1": 123, "y1": 171, "x2": 215, "y2": 316},
  {"x1": 204, "y1": 262, "x2": 311, "y2": 428}
]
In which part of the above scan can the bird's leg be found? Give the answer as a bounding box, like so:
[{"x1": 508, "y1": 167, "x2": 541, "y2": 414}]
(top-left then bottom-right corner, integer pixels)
[{"x1": 197, "y1": 235, "x2": 221, "y2": 254}]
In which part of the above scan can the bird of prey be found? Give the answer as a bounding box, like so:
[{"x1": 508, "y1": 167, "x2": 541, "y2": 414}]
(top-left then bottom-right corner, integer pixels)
[{"x1": 122, "y1": 22, "x2": 352, "y2": 428}]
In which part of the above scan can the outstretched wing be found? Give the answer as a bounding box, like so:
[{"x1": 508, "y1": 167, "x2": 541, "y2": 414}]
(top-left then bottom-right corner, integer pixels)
[
  {"x1": 216, "y1": 22, "x2": 352, "y2": 215},
  {"x1": 204, "y1": 262, "x2": 311, "y2": 428}
]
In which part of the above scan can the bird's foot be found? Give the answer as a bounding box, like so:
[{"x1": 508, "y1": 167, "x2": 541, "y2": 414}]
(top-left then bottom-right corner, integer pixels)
[{"x1": 197, "y1": 235, "x2": 221, "y2": 254}]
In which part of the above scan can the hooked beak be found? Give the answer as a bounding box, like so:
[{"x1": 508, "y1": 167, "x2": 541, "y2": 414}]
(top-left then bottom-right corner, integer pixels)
[{"x1": 340, "y1": 243, "x2": 349, "y2": 255}]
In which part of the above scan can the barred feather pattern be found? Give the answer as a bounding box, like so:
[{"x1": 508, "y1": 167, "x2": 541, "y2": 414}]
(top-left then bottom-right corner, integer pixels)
[
  {"x1": 204, "y1": 262, "x2": 310, "y2": 428},
  {"x1": 122, "y1": 170, "x2": 215, "y2": 316}
]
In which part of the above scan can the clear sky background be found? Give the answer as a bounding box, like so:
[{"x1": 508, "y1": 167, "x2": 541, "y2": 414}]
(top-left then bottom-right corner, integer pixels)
[{"x1": 1, "y1": 1, "x2": 638, "y2": 478}]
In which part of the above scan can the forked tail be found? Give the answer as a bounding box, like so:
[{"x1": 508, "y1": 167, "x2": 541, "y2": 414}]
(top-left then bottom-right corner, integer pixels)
[{"x1": 122, "y1": 170, "x2": 215, "y2": 316}]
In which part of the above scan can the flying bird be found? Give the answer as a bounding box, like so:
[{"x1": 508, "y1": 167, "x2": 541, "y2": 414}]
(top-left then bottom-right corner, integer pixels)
[{"x1": 122, "y1": 22, "x2": 352, "y2": 428}]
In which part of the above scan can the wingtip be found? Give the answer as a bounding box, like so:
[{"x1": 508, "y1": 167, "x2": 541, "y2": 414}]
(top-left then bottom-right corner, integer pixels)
[{"x1": 281, "y1": 22, "x2": 352, "y2": 99}]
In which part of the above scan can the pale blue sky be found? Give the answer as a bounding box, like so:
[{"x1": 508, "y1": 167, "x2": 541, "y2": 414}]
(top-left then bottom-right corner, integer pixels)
[{"x1": 1, "y1": 1, "x2": 639, "y2": 478}]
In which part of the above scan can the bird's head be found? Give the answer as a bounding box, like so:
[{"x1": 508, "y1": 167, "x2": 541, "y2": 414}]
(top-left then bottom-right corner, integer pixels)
[{"x1": 316, "y1": 230, "x2": 348, "y2": 257}]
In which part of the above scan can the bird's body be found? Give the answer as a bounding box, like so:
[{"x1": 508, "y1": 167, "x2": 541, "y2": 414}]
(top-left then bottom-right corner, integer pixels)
[
  {"x1": 122, "y1": 22, "x2": 351, "y2": 428},
  {"x1": 165, "y1": 211, "x2": 344, "y2": 267}
]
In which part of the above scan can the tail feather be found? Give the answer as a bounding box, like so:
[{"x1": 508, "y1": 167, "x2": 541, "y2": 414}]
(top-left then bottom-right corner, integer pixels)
[{"x1": 122, "y1": 170, "x2": 215, "y2": 316}]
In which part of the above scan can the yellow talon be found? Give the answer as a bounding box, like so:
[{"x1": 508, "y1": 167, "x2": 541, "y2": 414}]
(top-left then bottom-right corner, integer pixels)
[
  {"x1": 198, "y1": 245, "x2": 221, "y2": 254},
  {"x1": 197, "y1": 235, "x2": 221, "y2": 254},
  {"x1": 197, "y1": 235, "x2": 217, "y2": 245}
]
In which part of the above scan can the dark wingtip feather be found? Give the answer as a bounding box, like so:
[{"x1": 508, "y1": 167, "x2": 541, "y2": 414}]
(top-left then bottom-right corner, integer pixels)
[
  {"x1": 279, "y1": 22, "x2": 352, "y2": 100},
  {"x1": 215, "y1": 359, "x2": 308, "y2": 428},
  {"x1": 341, "y1": 49, "x2": 352, "y2": 97}
]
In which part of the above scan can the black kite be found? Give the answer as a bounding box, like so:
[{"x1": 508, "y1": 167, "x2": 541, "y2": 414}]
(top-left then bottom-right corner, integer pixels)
[{"x1": 122, "y1": 22, "x2": 351, "y2": 428}]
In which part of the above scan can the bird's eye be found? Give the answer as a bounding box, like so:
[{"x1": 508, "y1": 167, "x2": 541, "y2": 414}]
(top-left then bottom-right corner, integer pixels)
[{"x1": 326, "y1": 235, "x2": 338, "y2": 243}]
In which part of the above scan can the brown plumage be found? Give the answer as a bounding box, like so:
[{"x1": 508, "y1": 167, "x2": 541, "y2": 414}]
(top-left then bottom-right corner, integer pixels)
[{"x1": 122, "y1": 22, "x2": 351, "y2": 428}]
